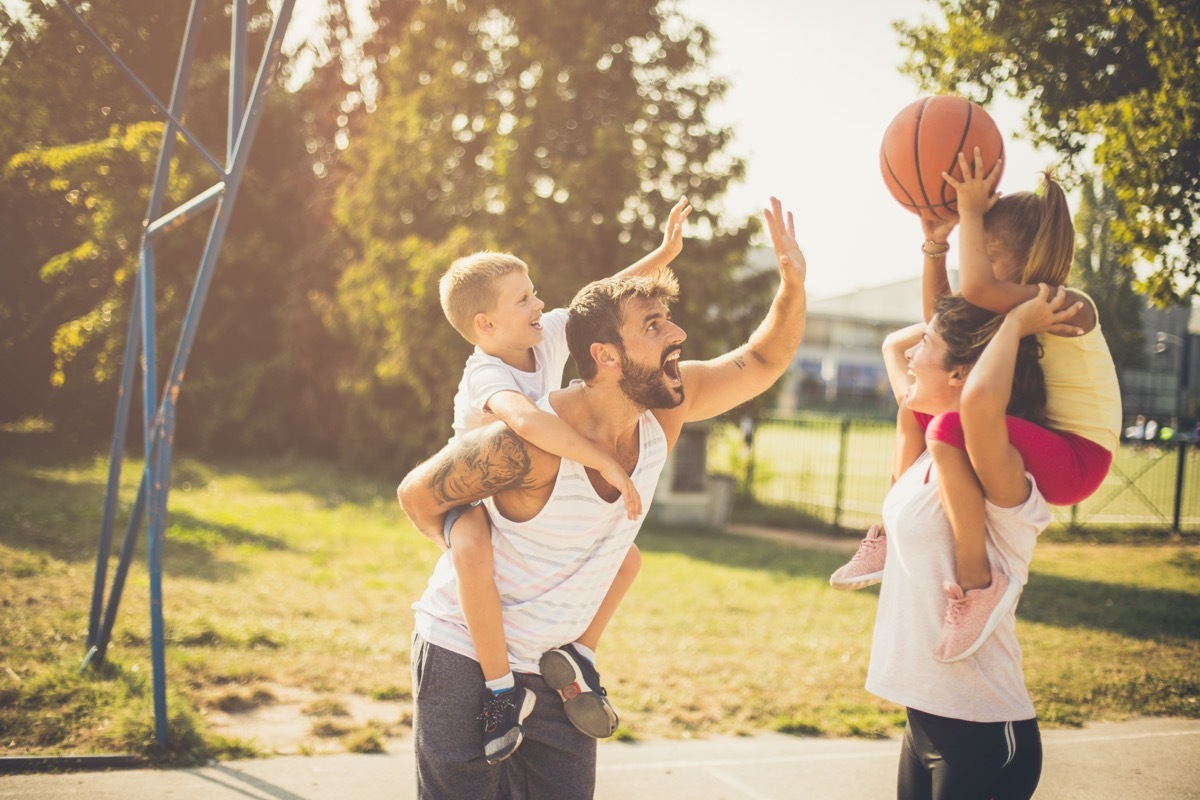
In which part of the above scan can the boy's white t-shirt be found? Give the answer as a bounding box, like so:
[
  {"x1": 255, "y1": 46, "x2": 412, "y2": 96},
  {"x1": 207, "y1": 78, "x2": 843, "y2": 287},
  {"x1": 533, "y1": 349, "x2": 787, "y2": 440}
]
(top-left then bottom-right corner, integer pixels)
[
  {"x1": 865, "y1": 449, "x2": 1051, "y2": 723},
  {"x1": 448, "y1": 308, "x2": 570, "y2": 442}
]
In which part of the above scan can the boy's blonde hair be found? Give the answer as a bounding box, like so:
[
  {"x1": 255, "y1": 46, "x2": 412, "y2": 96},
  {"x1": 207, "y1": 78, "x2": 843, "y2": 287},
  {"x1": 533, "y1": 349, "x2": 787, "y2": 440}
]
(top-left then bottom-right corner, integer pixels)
[{"x1": 439, "y1": 251, "x2": 529, "y2": 343}]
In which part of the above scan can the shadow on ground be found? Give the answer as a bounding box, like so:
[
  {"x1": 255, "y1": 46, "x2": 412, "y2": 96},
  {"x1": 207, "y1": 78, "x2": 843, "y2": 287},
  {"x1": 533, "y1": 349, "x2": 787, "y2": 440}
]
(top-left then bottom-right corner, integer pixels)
[{"x1": 639, "y1": 522, "x2": 1200, "y2": 644}]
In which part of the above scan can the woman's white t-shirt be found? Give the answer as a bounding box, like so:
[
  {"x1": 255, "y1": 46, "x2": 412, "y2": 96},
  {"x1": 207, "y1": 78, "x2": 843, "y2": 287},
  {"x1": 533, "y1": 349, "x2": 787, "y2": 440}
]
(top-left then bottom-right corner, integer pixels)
[{"x1": 865, "y1": 449, "x2": 1051, "y2": 722}]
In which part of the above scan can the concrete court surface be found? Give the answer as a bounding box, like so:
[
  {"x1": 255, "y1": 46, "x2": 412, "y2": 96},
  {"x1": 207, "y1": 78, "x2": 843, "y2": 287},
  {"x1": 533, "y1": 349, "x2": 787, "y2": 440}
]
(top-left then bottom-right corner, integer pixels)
[{"x1": 2, "y1": 717, "x2": 1198, "y2": 799}]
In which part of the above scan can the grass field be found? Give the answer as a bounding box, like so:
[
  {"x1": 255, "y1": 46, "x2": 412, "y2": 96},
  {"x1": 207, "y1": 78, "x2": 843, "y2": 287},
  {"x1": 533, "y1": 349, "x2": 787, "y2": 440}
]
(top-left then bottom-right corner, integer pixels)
[{"x1": 1, "y1": 448, "x2": 1198, "y2": 763}]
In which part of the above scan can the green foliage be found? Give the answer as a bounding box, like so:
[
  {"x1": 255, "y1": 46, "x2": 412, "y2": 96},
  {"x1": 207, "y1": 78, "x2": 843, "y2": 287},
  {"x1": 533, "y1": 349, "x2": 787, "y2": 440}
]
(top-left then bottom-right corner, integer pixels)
[
  {"x1": 1, "y1": 0, "x2": 210, "y2": 428},
  {"x1": 328, "y1": 0, "x2": 761, "y2": 469},
  {"x1": 0, "y1": 0, "x2": 351, "y2": 457},
  {"x1": 9, "y1": 122, "x2": 203, "y2": 393},
  {"x1": 897, "y1": 0, "x2": 1200, "y2": 304},
  {"x1": 2, "y1": 0, "x2": 770, "y2": 469},
  {"x1": 1071, "y1": 176, "x2": 1147, "y2": 369}
]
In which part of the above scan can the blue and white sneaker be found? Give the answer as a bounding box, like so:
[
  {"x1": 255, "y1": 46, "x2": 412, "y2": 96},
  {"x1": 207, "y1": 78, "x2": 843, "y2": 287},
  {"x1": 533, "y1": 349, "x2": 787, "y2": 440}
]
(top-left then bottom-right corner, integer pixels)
[
  {"x1": 539, "y1": 644, "x2": 619, "y2": 738},
  {"x1": 479, "y1": 685, "x2": 536, "y2": 764}
]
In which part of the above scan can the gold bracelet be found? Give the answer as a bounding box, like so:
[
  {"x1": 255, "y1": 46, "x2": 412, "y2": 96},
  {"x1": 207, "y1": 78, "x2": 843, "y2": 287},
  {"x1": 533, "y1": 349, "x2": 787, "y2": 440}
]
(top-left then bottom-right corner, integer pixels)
[{"x1": 922, "y1": 240, "x2": 950, "y2": 257}]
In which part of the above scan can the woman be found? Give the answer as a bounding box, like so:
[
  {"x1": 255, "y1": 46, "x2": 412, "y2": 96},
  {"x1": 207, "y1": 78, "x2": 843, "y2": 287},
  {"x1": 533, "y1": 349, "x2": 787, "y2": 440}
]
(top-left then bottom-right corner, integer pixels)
[{"x1": 866, "y1": 284, "x2": 1083, "y2": 799}]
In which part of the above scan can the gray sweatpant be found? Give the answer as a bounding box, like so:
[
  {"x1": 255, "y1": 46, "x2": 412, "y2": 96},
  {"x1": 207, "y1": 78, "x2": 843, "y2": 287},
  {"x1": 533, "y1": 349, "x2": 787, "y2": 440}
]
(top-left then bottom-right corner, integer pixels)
[{"x1": 411, "y1": 632, "x2": 597, "y2": 800}]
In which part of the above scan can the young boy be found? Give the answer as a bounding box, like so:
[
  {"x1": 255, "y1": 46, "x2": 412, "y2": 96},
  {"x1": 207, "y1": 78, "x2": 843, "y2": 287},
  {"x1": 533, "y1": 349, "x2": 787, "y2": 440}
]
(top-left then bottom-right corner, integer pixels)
[{"x1": 436, "y1": 197, "x2": 691, "y2": 764}]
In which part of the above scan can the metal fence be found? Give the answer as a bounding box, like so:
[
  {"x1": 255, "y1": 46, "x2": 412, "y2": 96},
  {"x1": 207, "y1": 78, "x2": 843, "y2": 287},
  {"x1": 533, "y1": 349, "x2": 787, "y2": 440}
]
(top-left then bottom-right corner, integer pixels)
[{"x1": 707, "y1": 415, "x2": 1200, "y2": 534}]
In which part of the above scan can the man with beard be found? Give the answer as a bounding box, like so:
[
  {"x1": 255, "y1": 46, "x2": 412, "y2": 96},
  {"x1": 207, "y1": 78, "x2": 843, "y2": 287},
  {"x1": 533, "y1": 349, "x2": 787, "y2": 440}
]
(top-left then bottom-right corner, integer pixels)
[{"x1": 397, "y1": 197, "x2": 807, "y2": 800}]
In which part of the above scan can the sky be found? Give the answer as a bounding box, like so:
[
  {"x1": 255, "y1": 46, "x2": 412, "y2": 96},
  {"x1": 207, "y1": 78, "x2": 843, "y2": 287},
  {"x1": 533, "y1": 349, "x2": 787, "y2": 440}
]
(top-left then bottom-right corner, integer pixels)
[
  {"x1": 7, "y1": 0, "x2": 1056, "y2": 302},
  {"x1": 679, "y1": 0, "x2": 1055, "y2": 299},
  {"x1": 278, "y1": 0, "x2": 1057, "y2": 300}
]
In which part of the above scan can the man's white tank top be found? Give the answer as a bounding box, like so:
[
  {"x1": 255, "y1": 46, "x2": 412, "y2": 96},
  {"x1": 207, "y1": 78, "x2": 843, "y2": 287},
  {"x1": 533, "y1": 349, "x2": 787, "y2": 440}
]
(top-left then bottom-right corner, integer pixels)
[{"x1": 413, "y1": 394, "x2": 669, "y2": 673}]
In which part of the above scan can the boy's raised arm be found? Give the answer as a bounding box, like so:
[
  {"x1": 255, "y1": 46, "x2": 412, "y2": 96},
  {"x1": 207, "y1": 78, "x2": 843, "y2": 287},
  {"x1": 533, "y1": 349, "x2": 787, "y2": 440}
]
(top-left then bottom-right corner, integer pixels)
[{"x1": 614, "y1": 197, "x2": 692, "y2": 280}]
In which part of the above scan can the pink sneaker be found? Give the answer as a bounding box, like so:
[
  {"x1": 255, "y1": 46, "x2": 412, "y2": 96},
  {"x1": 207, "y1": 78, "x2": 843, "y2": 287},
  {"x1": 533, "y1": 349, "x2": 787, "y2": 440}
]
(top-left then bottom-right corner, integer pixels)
[
  {"x1": 829, "y1": 524, "x2": 886, "y2": 590},
  {"x1": 933, "y1": 568, "x2": 1022, "y2": 663}
]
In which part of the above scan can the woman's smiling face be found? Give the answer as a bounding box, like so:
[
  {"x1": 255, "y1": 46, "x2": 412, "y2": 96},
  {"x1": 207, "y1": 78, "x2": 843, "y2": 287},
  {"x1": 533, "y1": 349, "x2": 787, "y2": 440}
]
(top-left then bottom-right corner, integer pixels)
[{"x1": 903, "y1": 315, "x2": 965, "y2": 416}]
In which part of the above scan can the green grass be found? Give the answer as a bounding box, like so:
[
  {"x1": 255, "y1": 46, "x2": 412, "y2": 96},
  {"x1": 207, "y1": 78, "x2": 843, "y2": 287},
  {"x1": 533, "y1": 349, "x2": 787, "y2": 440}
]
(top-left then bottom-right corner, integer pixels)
[{"x1": 1, "y1": 448, "x2": 1198, "y2": 763}]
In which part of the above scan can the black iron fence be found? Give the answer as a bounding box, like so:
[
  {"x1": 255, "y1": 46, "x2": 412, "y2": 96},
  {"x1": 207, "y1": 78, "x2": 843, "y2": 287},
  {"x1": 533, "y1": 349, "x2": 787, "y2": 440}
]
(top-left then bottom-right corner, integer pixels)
[{"x1": 707, "y1": 415, "x2": 1199, "y2": 535}]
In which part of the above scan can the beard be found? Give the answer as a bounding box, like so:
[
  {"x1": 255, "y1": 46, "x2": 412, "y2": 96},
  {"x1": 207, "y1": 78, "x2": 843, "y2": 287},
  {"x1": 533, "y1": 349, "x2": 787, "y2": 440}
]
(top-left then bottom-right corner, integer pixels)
[{"x1": 619, "y1": 351, "x2": 684, "y2": 410}]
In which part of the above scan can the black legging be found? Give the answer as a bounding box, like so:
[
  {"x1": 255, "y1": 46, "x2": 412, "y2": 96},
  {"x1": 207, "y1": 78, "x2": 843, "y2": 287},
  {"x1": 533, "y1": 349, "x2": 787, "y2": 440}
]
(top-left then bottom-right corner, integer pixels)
[{"x1": 898, "y1": 707, "x2": 1042, "y2": 800}]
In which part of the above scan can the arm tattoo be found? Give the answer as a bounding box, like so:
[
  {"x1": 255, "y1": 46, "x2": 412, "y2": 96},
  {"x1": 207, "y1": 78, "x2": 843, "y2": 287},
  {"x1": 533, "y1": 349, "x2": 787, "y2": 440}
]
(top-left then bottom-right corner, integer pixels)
[
  {"x1": 427, "y1": 428, "x2": 532, "y2": 506},
  {"x1": 733, "y1": 355, "x2": 747, "y2": 370}
]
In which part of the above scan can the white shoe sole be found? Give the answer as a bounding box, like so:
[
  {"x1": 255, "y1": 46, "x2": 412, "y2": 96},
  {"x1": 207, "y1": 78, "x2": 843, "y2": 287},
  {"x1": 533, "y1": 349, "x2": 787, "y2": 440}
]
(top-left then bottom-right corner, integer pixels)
[
  {"x1": 829, "y1": 569, "x2": 884, "y2": 591},
  {"x1": 934, "y1": 580, "x2": 1023, "y2": 664},
  {"x1": 483, "y1": 690, "x2": 536, "y2": 764},
  {"x1": 540, "y1": 650, "x2": 618, "y2": 738}
]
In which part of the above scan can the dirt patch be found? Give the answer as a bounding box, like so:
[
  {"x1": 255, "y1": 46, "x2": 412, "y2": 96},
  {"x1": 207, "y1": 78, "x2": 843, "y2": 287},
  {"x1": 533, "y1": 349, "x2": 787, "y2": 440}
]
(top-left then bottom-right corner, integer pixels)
[{"x1": 201, "y1": 683, "x2": 412, "y2": 755}]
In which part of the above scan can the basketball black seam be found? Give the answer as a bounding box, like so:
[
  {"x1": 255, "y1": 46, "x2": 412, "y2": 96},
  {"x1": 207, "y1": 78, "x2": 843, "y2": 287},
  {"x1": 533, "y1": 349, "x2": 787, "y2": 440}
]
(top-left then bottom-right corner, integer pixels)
[
  {"x1": 943, "y1": 101, "x2": 973, "y2": 212},
  {"x1": 883, "y1": 151, "x2": 920, "y2": 210},
  {"x1": 913, "y1": 97, "x2": 947, "y2": 220}
]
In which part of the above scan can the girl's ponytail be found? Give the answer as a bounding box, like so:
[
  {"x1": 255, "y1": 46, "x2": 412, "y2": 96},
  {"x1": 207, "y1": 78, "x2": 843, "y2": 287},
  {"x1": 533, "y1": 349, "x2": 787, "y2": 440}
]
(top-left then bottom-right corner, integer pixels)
[
  {"x1": 1019, "y1": 171, "x2": 1075, "y2": 287},
  {"x1": 985, "y1": 170, "x2": 1075, "y2": 287}
]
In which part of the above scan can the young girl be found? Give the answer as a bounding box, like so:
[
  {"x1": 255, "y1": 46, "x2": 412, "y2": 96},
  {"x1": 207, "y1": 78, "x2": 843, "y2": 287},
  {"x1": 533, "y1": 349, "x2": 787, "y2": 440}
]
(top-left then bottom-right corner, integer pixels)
[
  {"x1": 833, "y1": 149, "x2": 1122, "y2": 663},
  {"x1": 868, "y1": 287, "x2": 1077, "y2": 800}
]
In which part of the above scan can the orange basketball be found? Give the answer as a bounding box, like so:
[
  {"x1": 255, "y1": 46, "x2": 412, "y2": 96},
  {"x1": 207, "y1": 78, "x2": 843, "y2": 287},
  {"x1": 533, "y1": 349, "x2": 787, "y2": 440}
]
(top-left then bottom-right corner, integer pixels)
[{"x1": 880, "y1": 95, "x2": 1005, "y2": 220}]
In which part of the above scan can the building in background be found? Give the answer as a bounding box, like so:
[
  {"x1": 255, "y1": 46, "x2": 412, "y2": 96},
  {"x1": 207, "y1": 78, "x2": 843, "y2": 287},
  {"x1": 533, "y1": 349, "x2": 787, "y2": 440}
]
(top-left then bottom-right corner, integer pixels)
[
  {"x1": 1121, "y1": 303, "x2": 1200, "y2": 439},
  {"x1": 768, "y1": 256, "x2": 950, "y2": 417}
]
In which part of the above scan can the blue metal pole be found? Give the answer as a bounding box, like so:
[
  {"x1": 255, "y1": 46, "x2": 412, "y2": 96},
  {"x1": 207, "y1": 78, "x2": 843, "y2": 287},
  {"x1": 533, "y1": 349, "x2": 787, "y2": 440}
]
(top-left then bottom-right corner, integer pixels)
[
  {"x1": 82, "y1": 474, "x2": 148, "y2": 670},
  {"x1": 145, "y1": 399, "x2": 170, "y2": 745},
  {"x1": 145, "y1": 182, "x2": 226, "y2": 239},
  {"x1": 86, "y1": 273, "x2": 143, "y2": 652},
  {"x1": 229, "y1": 0, "x2": 247, "y2": 166},
  {"x1": 131, "y1": 0, "x2": 206, "y2": 746},
  {"x1": 140, "y1": 251, "x2": 166, "y2": 747},
  {"x1": 140, "y1": 0, "x2": 296, "y2": 747},
  {"x1": 230, "y1": 1, "x2": 295, "y2": 161},
  {"x1": 84, "y1": 0, "x2": 207, "y2": 659}
]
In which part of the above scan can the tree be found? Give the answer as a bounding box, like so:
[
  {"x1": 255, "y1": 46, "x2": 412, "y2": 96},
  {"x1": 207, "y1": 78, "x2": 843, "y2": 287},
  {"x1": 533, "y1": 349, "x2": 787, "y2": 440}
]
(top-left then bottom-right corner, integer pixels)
[
  {"x1": 0, "y1": 0, "x2": 202, "y2": 430},
  {"x1": 328, "y1": 0, "x2": 761, "y2": 469},
  {"x1": 1072, "y1": 176, "x2": 1146, "y2": 369},
  {"x1": 1, "y1": 1, "x2": 353, "y2": 456},
  {"x1": 897, "y1": 0, "x2": 1200, "y2": 305}
]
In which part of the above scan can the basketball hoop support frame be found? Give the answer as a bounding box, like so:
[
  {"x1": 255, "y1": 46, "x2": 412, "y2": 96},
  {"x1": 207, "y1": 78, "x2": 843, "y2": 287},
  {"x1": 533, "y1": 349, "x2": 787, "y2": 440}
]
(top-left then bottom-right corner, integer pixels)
[{"x1": 57, "y1": 0, "x2": 296, "y2": 747}]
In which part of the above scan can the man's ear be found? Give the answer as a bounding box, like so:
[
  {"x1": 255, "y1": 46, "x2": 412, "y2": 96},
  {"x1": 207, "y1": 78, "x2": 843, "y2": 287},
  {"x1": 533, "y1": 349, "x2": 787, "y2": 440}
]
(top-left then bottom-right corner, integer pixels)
[
  {"x1": 473, "y1": 312, "x2": 494, "y2": 338},
  {"x1": 590, "y1": 342, "x2": 621, "y2": 372}
]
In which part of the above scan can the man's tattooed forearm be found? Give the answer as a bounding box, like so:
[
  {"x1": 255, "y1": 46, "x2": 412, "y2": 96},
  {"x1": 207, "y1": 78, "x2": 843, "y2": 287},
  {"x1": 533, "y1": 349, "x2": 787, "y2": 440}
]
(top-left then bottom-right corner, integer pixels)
[{"x1": 428, "y1": 429, "x2": 532, "y2": 505}]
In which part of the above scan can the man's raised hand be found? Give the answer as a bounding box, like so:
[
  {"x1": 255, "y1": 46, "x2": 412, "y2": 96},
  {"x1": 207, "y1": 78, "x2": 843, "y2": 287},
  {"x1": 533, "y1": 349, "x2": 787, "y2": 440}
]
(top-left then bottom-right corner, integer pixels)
[{"x1": 763, "y1": 196, "x2": 806, "y2": 287}]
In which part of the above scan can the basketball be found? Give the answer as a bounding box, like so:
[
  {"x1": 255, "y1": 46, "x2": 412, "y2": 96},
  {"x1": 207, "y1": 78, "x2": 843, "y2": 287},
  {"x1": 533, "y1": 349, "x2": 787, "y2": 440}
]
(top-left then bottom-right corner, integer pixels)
[{"x1": 879, "y1": 95, "x2": 1005, "y2": 219}]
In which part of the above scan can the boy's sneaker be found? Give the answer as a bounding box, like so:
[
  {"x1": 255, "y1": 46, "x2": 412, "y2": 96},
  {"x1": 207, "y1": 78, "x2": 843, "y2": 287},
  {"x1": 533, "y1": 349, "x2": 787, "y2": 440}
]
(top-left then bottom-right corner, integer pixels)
[
  {"x1": 933, "y1": 568, "x2": 1022, "y2": 663},
  {"x1": 829, "y1": 524, "x2": 887, "y2": 590},
  {"x1": 479, "y1": 685, "x2": 536, "y2": 764},
  {"x1": 539, "y1": 644, "x2": 619, "y2": 738}
]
